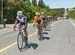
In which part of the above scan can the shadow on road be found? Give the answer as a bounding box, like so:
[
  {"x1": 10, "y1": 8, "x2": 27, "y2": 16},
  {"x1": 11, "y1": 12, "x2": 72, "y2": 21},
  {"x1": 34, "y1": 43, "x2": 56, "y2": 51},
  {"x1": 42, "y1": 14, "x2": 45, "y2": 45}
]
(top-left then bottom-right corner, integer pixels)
[
  {"x1": 43, "y1": 32, "x2": 48, "y2": 34},
  {"x1": 42, "y1": 36, "x2": 50, "y2": 40},
  {"x1": 21, "y1": 43, "x2": 38, "y2": 52},
  {"x1": 28, "y1": 43, "x2": 38, "y2": 49},
  {"x1": 42, "y1": 32, "x2": 50, "y2": 40}
]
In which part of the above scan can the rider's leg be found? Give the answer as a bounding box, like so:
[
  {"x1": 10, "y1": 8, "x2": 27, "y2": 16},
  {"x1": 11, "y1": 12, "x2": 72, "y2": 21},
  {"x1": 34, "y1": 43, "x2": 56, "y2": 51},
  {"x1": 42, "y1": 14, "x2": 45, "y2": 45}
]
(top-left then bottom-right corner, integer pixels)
[
  {"x1": 40, "y1": 24, "x2": 43, "y2": 37},
  {"x1": 40, "y1": 24, "x2": 43, "y2": 32},
  {"x1": 24, "y1": 29, "x2": 28, "y2": 47},
  {"x1": 18, "y1": 25, "x2": 21, "y2": 30},
  {"x1": 36, "y1": 23, "x2": 43, "y2": 33},
  {"x1": 24, "y1": 29, "x2": 28, "y2": 41}
]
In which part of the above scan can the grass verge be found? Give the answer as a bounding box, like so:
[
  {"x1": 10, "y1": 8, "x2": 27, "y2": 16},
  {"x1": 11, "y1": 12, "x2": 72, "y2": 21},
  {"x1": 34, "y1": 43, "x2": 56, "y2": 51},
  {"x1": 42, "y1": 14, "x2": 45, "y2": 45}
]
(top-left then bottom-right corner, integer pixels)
[{"x1": 0, "y1": 27, "x2": 3, "y2": 30}]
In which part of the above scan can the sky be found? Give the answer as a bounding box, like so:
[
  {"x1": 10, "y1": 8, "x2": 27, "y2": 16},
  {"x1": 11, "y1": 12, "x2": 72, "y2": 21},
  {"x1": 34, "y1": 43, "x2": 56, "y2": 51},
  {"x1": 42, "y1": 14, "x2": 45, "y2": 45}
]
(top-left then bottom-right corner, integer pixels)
[
  {"x1": 30, "y1": 0, "x2": 75, "y2": 9},
  {"x1": 43, "y1": 0, "x2": 75, "y2": 8}
]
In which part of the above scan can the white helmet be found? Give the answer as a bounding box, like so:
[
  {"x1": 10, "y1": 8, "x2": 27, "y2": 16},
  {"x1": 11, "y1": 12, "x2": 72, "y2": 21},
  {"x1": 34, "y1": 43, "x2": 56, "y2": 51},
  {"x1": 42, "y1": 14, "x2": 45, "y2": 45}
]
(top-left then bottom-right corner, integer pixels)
[
  {"x1": 17, "y1": 11, "x2": 23, "y2": 16},
  {"x1": 41, "y1": 12, "x2": 45, "y2": 15}
]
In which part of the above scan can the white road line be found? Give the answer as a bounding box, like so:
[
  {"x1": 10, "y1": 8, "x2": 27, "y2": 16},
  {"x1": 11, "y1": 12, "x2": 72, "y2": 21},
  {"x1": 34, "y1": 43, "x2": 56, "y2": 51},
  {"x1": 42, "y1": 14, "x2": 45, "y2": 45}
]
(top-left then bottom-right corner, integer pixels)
[
  {"x1": 68, "y1": 19, "x2": 75, "y2": 27},
  {"x1": 0, "y1": 32, "x2": 37, "y2": 53}
]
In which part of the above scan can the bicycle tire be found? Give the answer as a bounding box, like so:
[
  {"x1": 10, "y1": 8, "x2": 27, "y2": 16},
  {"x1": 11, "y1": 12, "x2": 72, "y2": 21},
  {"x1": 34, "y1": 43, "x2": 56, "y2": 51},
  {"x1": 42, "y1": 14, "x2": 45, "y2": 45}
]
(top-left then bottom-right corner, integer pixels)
[
  {"x1": 37, "y1": 24, "x2": 42, "y2": 41},
  {"x1": 17, "y1": 32, "x2": 24, "y2": 51},
  {"x1": 43, "y1": 21, "x2": 47, "y2": 28}
]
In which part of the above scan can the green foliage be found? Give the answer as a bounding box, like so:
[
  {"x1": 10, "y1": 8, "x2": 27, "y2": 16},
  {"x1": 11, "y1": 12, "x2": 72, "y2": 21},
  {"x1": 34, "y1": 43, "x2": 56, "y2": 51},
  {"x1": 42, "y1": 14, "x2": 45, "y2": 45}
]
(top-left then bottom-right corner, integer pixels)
[
  {"x1": 68, "y1": 8, "x2": 75, "y2": 19},
  {"x1": 38, "y1": 0, "x2": 45, "y2": 8},
  {"x1": 51, "y1": 8, "x2": 64, "y2": 16},
  {"x1": 1, "y1": 0, "x2": 64, "y2": 24},
  {"x1": 68, "y1": 11, "x2": 75, "y2": 19},
  {"x1": 0, "y1": 27, "x2": 3, "y2": 29},
  {"x1": 32, "y1": 0, "x2": 37, "y2": 6}
]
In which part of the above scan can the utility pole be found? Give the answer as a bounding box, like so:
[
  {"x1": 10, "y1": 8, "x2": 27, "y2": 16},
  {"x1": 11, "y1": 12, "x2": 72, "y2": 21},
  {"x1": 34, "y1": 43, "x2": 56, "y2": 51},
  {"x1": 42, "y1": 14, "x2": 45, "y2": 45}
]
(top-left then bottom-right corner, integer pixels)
[{"x1": 1, "y1": 0, "x2": 3, "y2": 24}]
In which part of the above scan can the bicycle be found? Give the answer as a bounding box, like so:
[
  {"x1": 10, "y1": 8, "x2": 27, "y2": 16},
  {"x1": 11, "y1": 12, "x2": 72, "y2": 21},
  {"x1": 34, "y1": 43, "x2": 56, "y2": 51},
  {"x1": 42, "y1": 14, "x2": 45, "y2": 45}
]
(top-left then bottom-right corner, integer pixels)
[
  {"x1": 36, "y1": 24, "x2": 43, "y2": 41},
  {"x1": 17, "y1": 25, "x2": 28, "y2": 51}
]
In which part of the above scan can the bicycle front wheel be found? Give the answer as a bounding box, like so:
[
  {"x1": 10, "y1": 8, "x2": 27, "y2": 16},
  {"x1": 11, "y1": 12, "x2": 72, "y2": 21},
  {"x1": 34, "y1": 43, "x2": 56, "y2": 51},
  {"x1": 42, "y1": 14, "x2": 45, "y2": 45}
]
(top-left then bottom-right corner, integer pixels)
[{"x1": 17, "y1": 32, "x2": 24, "y2": 51}]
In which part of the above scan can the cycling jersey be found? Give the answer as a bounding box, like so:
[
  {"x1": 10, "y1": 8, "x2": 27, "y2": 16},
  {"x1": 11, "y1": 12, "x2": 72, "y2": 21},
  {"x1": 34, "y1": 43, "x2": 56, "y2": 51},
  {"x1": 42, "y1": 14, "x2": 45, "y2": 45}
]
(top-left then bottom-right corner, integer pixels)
[
  {"x1": 16, "y1": 15, "x2": 27, "y2": 25},
  {"x1": 34, "y1": 16, "x2": 43, "y2": 24},
  {"x1": 42, "y1": 16, "x2": 47, "y2": 20}
]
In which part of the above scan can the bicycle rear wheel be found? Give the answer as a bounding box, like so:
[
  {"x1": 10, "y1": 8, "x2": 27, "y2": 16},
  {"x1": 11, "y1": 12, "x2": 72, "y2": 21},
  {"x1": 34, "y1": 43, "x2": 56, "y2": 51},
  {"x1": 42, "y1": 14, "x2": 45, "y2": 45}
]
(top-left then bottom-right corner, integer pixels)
[
  {"x1": 37, "y1": 24, "x2": 43, "y2": 41},
  {"x1": 38, "y1": 31, "x2": 42, "y2": 41}
]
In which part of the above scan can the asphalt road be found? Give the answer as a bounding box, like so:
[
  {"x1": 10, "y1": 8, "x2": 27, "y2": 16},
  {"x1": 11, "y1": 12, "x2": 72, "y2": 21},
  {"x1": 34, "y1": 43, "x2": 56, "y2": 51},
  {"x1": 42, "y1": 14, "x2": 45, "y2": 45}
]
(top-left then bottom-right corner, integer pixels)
[{"x1": 0, "y1": 19, "x2": 75, "y2": 55}]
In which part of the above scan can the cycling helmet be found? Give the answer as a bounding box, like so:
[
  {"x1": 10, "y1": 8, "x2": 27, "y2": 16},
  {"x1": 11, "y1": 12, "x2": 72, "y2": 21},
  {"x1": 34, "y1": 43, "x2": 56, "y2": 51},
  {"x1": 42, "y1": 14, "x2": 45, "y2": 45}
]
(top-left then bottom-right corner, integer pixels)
[
  {"x1": 17, "y1": 11, "x2": 23, "y2": 16},
  {"x1": 35, "y1": 12, "x2": 40, "y2": 16},
  {"x1": 41, "y1": 12, "x2": 45, "y2": 15}
]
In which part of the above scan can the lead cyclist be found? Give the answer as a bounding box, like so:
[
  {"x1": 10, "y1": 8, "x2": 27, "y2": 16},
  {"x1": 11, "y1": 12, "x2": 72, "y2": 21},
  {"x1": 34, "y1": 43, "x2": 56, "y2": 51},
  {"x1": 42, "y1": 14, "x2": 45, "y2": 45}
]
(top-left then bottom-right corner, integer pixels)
[{"x1": 13, "y1": 11, "x2": 28, "y2": 43}]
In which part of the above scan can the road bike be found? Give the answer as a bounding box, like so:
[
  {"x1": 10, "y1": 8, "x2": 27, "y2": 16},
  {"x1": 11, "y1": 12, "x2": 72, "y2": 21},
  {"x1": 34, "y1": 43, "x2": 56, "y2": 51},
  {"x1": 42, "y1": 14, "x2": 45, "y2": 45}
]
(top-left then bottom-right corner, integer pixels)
[{"x1": 17, "y1": 25, "x2": 28, "y2": 51}]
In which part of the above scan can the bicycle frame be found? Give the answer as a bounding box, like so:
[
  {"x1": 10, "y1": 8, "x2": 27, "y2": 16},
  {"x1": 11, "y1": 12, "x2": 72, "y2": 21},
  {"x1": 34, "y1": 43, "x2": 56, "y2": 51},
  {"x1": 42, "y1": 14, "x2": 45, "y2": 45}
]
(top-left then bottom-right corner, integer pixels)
[{"x1": 19, "y1": 25, "x2": 25, "y2": 36}]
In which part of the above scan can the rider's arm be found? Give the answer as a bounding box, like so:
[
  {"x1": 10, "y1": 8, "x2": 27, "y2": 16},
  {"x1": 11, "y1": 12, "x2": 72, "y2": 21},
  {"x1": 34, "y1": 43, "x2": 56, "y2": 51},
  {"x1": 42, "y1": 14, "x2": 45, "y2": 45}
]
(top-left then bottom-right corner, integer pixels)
[
  {"x1": 14, "y1": 20, "x2": 18, "y2": 28},
  {"x1": 33, "y1": 17, "x2": 37, "y2": 27},
  {"x1": 25, "y1": 22, "x2": 27, "y2": 30},
  {"x1": 33, "y1": 17, "x2": 37, "y2": 24},
  {"x1": 33, "y1": 18, "x2": 35, "y2": 24},
  {"x1": 14, "y1": 17, "x2": 18, "y2": 28},
  {"x1": 41, "y1": 16, "x2": 43, "y2": 24}
]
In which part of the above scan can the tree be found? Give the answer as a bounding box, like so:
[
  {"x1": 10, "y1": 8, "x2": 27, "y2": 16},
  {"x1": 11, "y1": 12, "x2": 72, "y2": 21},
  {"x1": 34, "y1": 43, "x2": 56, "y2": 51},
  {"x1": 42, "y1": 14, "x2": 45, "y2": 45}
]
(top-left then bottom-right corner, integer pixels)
[
  {"x1": 0, "y1": 0, "x2": 1, "y2": 8},
  {"x1": 38, "y1": 0, "x2": 45, "y2": 8},
  {"x1": 3, "y1": 0, "x2": 52, "y2": 23},
  {"x1": 0, "y1": 0, "x2": 1, "y2": 21},
  {"x1": 0, "y1": 0, "x2": 1, "y2": 12},
  {"x1": 23, "y1": 0, "x2": 30, "y2": 3},
  {"x1": 3, "y1": 0, "x2": 8, "y2": 7},
  {"x1": 32, "y1": 0, "x2": 37, "y2": 6}
]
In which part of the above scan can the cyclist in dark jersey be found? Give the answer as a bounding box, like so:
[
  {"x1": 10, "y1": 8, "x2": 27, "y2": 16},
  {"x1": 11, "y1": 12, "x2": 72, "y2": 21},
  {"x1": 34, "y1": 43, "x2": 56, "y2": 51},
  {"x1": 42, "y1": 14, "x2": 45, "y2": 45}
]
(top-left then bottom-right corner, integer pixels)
[{"x1": 41, "y1": 12, "x2": 48, "y2": 28}]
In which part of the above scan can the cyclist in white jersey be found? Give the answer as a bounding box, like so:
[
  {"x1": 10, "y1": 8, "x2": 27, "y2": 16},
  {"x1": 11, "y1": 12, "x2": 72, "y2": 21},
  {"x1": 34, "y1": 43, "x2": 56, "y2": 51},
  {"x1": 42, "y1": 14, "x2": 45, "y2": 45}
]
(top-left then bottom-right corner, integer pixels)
[{"x1": 13, "y1": 11, "x2": 28, "y2": 42}]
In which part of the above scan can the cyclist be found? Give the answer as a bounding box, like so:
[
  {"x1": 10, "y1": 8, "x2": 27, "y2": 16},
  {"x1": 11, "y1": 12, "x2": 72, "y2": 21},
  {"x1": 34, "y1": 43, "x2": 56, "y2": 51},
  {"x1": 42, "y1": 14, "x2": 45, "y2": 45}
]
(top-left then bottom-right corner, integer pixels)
[
  {"x1": 13, "y1": 11, "x2": 28, "y2": 45},
  {"x1": 41, "y1": 12, "x2": 48, "y2": 28},
  {"x1": 33, "y1": 12, "x2": 43, "y2": 40}
]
